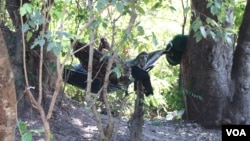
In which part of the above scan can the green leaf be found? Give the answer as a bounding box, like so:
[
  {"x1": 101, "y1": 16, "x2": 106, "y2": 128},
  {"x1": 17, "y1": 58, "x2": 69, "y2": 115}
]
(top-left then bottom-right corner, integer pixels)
[
  {"x1": 205, "y1": 17, "x2": 212, "y2": 24},
  {"x1": 38, "y1": 38, "x2": 45, "y2": 47},
  {"x1": 62, "y1": 32, "x2": 71, "y2": 38},
  {"x1": 96, "y1": 0, "x2": 109, "y2": 11},
  {"x1": 53, "y1": 46, "x2": 61, "y2": 56},
  {"x1": 47, "y1": 42, "x2": 55, "y2": 51},
  {"x1": 102, "y1": 21, "x2": 108, "y2": 29},
  {"x1": 48, "y1": 62, "x2": 57, "y2": 72},
  {"x1": 137, "y1": 25, "x2": 144, "y2": 35},
  {"x1": 194, "y1": 32, "x2": 202, "y2": 42},
  {"x1": 20, "y1": 3, "x2": 33, "y2": 16},
  {"x1": 28, "y1": 20, "x2": 35, "y2": 28},
  {"x1": 44, "y1": 31, "x2": 52, "y2": 41},
  {"x1": 56, "y1": 31, "x2": 63, "y2": 39},
  {"x1": 50, "y1": 133, "x2": 54, "y2": 139},
  {"x1": 22, "y1": 132, "x2": 32, "y2": 141},
  {"x1": 38, "y1": 17, "x2": 45, "y2": 25},
  {"x1": 116, "y1": 2, "x2": 124, "y2": 13},
  {"x1": 206, "y1": 2, "x2": 213, "y2": 8},
  {"x1": 191, "y1": 18, "x2": 202, "y2": 32},
  {"x1": 143, "y1": 0, "x2": 149, "y2": 4},
  {"x1": 210, "y1": 19, "x2": 219, "y2": 27},
  {"x1": 153, "y1": 2, "x2": 161, "y2": 9},
  {"x1": 31, "y1": 38, "x2": 45, "y2": 49},
  {"x1": 50, "y1": 8, "x2": 62, "y2": 20},
  {"x1": 90, "y1": 20, "x2": 100, "y2": 28},
  {"x1": 152, "y1": 32, "x2": 158, "y2": 46},
  {"x1": 17, "y1": 121, "x2": 27, "y2": 135},
  {"x1": 210, "y1": 5, "x2": 219, "y2": 15},
  {"x1": 135, "y1": 5, "x2": 145, "y2": 14},
  {"x1": 199, "y1": 26, "x2": 207, "y2": 38},
  {"x1": 151, "y1": 97, "x2": 158, "y2": 107},
  {"x1": 214, "y1": 0, "x2": 221, "y2": 8},
  {"x1": 22, "y1": 24, "x2": 30, "y2": 33},
  {"x1": 169, "y1": 6, "x2": 176, "y2": 12},
  {"x1": 183, "y1": 7, "x2": 190, "y2": 15},
  {"x1": 26, "y1": 31, "x2": 33, "y2": 42},
  {"x1": 113, "y1": 65, "x2": 122, "y2": 78}
]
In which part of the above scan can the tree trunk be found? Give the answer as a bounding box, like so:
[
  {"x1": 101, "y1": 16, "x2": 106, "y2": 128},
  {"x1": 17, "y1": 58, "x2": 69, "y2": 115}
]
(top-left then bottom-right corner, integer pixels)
[
  {"x1": 129, "y1": 81, "x2": 144, "y2": 141},
  {"x1": 228, "y1": 1, "x2": 250, "y2": 124},
  {"x1": 181, "y1": 0, "x2": 234, "y2": 127},
  {"x1": 5, "y1": 0, "x2": 26, "y2": 113},
  {"x1": 5, "y1": 0, "x2": 57, "y2": 114},
  {"x1": 0, "y1": 29, "x2": 17, "y2": 141}
]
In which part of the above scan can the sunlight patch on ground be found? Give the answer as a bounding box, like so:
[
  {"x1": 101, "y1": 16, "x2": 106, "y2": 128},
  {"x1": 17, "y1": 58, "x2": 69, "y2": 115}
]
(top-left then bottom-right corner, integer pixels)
[
  {"x1": 81, "y1": 125, "x2": 98, "y2": 138},
  {"x1": 70, "y1": 104, "x2": 77, "y2": 110},
  {"x1": 26, "y1": 120, "x2": 38, "y2": 126},
  {"x1": 71, "y1": 117, "x2": 83, "y2": 126}
]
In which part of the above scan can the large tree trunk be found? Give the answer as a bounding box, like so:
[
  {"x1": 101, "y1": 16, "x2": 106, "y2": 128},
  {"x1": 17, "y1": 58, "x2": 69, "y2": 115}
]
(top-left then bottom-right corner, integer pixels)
[
  {"x1": 228, "y1": 1, "x2": 250, "y2": 124},
  {"x1": 0, "y1": 29, "x2": 17, "y2": 141},
  {"x1": 5, "y1": 0, "x2": 57, "y2": 114},
  {"x1": 5, "y1": 0, "x2": 26, "y2": 113},
  {"x1": 181, "y1": 0, "x2": 234, "y2": 127}
]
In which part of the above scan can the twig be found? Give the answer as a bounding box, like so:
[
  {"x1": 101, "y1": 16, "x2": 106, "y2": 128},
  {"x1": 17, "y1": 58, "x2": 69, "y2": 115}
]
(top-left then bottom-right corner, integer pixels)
[
  {"x1": 20, "y1": 0, "x2": 29, "y2": 87},
  {"x1": 113, "y1": 96, "x2": 129, "y2": 141},
  {"x1": 46, "y1": 0, "x2": 65, "y2": 120},
  {"x1": 181, "y1": 0, "x2": 189, "y2": 120},
  {"x1": 25, "y1": 88, "x2": 51, "y2": 141},
  {"x1": 85, "y1": 0, "x2": 107, "y2": 140},
  {"x1": 181, "y1": 0, "x2": 189, "y2": 35},
  {"x1": 38, "y1": 0, "x2": 51, "y2": 105},
  {"x1": 59, "y1": 4, "x2": 111, "y2": 81},
  {"x1": 102, "y1": 51, "x2": 117, "y2": 139}
]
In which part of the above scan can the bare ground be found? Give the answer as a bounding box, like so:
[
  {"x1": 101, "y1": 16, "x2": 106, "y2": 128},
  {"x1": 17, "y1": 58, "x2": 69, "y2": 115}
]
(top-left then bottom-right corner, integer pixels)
[{"x1": 15, "y1": 94, "x2": 222, "y2": 141}]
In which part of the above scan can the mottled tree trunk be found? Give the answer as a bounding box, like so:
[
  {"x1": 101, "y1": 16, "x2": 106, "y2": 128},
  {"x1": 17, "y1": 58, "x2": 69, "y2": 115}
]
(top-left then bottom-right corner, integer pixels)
[
  {"x1": 0, "y1": 29, "x2": 17, "y2": 141},
  {"x1": 228, "y1": 1, "x2": 250, "y2": 124},
  {"x1": 181, "y1": 0, "x2": 234, "y2": 127},
  {"x1": 5, "y1": 0, "x2": 57, "y2": 114},
  {"x1": 182, "y1": 0, "x2": 250, "y2": 127},
  {"x1": 129, "y1": 81, "x2": 144, "y2": 141},
  {"x1": 5, "y1": 0, "x2": 26, "y2": 113}
]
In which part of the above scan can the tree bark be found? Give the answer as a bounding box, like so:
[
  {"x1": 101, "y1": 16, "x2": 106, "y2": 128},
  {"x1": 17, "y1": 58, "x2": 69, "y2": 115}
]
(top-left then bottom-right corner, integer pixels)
[
  {"x1": 0, "y1": 29, "x2": 17, "y2": 141},
  {"x1": 5, "y1": 0, "x2": 57, "y2": 113},
  {"x1": 229, "y1": 1, "x2": 250, "y2": 124},
  {"x1": 129, "y1": 81, "x2": 144, "y2": 141},
  {"x1": 181, "y1": 0, "x2": 234, "y2": 127},
  {"x1": 5, "y1": 0, "x2": 25, "y2": 112}
]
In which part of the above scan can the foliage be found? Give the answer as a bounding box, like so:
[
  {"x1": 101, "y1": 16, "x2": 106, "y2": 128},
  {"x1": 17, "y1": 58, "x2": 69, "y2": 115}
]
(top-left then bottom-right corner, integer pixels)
[
  {"x1": 166, "y1": 109, "x2": 185, "y2": 120},
  {"x1": 190, "y1": 0, "x2": 236, "y2": 44},
  {"x1": 58, "y1": 0, "x2": 188, "y2": 120},
  {"x1": 17, "y1": 120, "x2": 53, "y2": 141}
]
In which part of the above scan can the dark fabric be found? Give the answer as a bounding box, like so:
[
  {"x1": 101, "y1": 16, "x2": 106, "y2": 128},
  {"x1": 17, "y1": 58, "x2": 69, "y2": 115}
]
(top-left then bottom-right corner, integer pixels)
[
  {"x1": 63, "y1": 65, "x2": 124, "y2": 93},
  {"x1": 166, "y1": 34, "x2": 188, "y2": 66},
  {"x1": 63, "y1": 68, "x2": 103, "y2": 93},
  {"x1": 131, "y1": 66, "x2": 153, "y2": 96}
]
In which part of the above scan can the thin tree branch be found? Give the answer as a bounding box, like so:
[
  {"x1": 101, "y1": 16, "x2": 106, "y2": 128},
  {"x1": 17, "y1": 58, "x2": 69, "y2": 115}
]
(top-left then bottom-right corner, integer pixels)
[
  {"x1": 20, "y1": 1, "x2": 51, "y2": 140},
  {"x1": 20, "y1": 1, "x2": 29, "y2": 87},
  {"x1": 181, "y1": 0, "x2": 189, "y2": 35},
  {"x1": 46, "y1": 0, "x2": 64, "y2": 120},
  {"x1": 59, "y1": 3, "x2": 111, "y2": 77},
  {"x1": 26, "y1": 88, "x2": 51, "y2": 141}
]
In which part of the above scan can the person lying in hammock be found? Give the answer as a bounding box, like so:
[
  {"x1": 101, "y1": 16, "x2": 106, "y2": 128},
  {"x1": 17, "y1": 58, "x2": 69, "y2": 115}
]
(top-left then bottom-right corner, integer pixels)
[{"x1": 63, "y1": 34, "x2": 187, "y2": 98}]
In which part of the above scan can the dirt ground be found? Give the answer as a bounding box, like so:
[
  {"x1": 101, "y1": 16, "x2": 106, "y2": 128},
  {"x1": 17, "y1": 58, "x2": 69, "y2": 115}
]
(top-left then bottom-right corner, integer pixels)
[{"x1": 15, "y1": 94, "x2": 222, "y2": 141}]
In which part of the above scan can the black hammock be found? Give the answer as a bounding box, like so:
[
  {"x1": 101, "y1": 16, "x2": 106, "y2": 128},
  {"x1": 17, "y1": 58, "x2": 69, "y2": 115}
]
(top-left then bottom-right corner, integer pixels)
[{"x1": 63, "y1": 35, "x2": 187, "y2": 95}]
